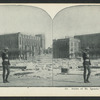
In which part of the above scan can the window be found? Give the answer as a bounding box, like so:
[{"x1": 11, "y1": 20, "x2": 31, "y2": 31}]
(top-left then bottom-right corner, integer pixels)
[
  {"x1": 71, "y1": 42, "x2": 73, "y2": 46},
  {"x1": 20, "y1": 37, "x2": 21, "y2": 45}
]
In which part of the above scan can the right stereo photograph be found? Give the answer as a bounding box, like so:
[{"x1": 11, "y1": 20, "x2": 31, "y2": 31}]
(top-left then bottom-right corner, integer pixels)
[{"x1": 53, "y1": 5, "x2": 100, "y2": 87}]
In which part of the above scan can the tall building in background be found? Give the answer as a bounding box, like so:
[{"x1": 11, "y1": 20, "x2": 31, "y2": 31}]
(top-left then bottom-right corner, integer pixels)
[
  {"x1": 53, "y1": 37, "x2": 80, "y2": 58},
  {"x1": 0, "y1": 32, "x2": 42, "y2": 60},
  {"x1": 35, "y1": 34, "x2": 45, "y2": 54},
  {"x1": 74, "y1": 33, "x2": 100, "y2": 58}
]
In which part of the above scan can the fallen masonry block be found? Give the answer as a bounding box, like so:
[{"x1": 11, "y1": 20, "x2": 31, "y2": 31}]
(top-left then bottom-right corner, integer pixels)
[
  {"x1": 78, "y1": 66, "x2": 100, "y2": 69},
  {"x1": 95, "y1": 73, "x2": 100, "y2": 76},
  {"x1": 14, "y1": 72, "x2": 33, "y2": 76},
  {"x1": 10, "y1": 66, "x2": 27, "y2": 69},
  {"x1": 61, "y1": 68, "x2": 69, "y2": 73},
  {"x1": 0, "y1": 66, "x2": 27, "y2": 69},
  {"x1": 35, "y1": 68, "x2": 39, "y2": 70}
]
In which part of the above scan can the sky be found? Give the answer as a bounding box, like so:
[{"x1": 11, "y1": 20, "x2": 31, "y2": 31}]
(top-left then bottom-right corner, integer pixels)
[{"x1": 53, "y1": 5, "x2": 100, "y2": 39}]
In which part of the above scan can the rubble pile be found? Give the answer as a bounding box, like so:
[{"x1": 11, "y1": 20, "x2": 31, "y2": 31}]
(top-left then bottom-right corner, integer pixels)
[
  {"x1": 9, "y1": 54, "x2": 53, "y2": 79},
  {"x1": 53, "y1": 58, "x2": 82, "y2": 69},
  {"x1": 1, "y1": 54, "x2": 100, "y2": 80}
]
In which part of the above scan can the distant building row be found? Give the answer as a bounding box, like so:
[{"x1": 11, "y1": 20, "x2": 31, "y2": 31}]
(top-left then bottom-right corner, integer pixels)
[
  {"x1": 53, "y1": 33, "x2": 100, "y2": 59},
  {"x1": 0, "y1": 32, "x2": 45, "y2": 60}
]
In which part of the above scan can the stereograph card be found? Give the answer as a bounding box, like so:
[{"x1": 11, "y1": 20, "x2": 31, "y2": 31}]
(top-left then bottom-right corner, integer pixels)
[{"x1": 0, "y1": 3, "x2": 99, "y2": 96}]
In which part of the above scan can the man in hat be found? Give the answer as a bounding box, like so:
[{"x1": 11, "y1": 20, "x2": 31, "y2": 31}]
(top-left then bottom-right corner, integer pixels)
[
  {"x1": 82, "y1": 47, "x2": 91, "y2": 83},
  {"x1": 1, "y1": 47, "x2": 10, "y2": 83}
]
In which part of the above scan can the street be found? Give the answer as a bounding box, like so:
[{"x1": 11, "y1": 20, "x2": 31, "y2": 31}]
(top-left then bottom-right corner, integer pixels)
[{"x1": 0, "y1": 54, "x2": 100, "y2": 87}]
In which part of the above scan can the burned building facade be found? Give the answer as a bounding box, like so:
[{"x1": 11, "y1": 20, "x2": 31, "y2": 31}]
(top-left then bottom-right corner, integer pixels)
[
  {"x1": 74, "y1": 33, "x2": 100, "y2": 59},
  {"x1": 35, "y1": 34, "x2": 45, "y2": 54},
  {"x1": 0, "y1": 32, "x2": 43, "y2": 60},
  {"x1": 53, "y1": 37, "x2": 80, "y2": 58},
  {"x1": 53, "y1": 33, "x2": 100, "y2": 59}
]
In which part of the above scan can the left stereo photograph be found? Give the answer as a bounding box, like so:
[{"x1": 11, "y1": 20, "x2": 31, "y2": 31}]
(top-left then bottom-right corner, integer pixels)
[{"x1": 0, "y1": 5, "x2": 53, "y2": 87}]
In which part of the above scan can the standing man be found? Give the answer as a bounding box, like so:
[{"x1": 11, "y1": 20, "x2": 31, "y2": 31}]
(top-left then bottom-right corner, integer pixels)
[
  {"x1": 82, "y1": 47, "x2": 91, "y2": 83},
  {"x1": 1, "y1": 47, "x2": 10, "y2": 83}
]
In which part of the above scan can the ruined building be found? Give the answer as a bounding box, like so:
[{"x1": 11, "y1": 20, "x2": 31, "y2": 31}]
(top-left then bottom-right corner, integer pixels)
[
  {"x1": 35, "y1": 34, "x2": 45, "y2": 54},
  {"x1": 53, "y1": 37, "x2": 80, "y2": 58},
  {"x1": 0, "y1": 32, "x2": 45, "y2": 60},
  {"x1": 74, "y1": 33, "x2": 100, "y2": 59}
]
